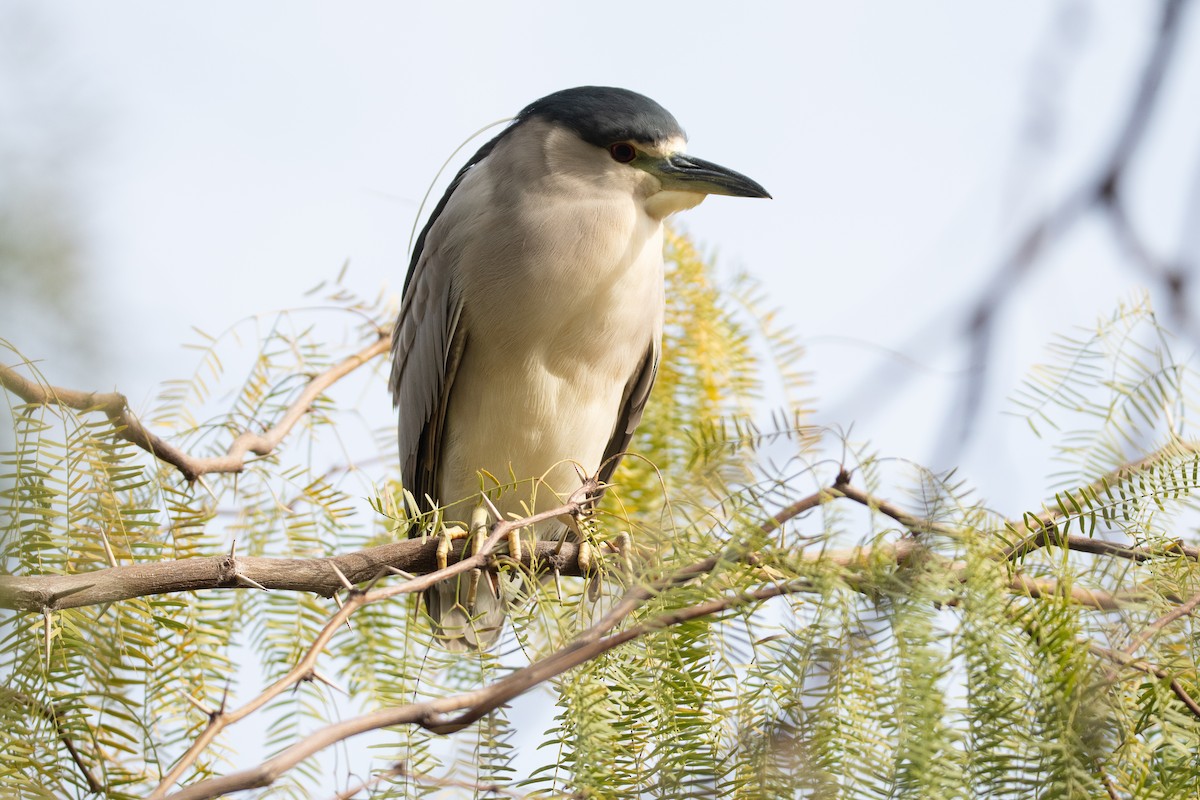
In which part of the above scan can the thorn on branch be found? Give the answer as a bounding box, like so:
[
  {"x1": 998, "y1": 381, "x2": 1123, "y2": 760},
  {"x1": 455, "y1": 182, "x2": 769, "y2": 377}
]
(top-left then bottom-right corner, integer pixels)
[
  {"x1": 235, "y1": 575, "x2": 268, "y2": 591},
  {"x1": 48, "y1": 582, "x2": 96, "y2": 606},
  {"x1": 328, "y1": 562, "x2": 355, "y2": 592},
  {"x1": 183, "y1": 693, "x2": 216, "y2": 718},
  {"x1": 480, "y1": 492, "x2": 503, "y2": 524},
  {"x1": 308, "y1": 669, "x2": 348, "y2": 697}
]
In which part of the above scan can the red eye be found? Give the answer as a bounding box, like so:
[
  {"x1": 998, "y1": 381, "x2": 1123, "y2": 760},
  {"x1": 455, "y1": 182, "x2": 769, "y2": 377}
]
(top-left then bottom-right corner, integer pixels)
[{"x1": 609, "y1": 142, "x2": 637, "y2": 163}]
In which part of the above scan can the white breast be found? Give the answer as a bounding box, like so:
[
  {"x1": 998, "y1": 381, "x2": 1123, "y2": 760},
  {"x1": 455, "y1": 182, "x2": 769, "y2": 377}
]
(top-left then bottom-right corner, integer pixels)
[{"x1": 433, "y1": 122, "x2": 666, "y2": 519}]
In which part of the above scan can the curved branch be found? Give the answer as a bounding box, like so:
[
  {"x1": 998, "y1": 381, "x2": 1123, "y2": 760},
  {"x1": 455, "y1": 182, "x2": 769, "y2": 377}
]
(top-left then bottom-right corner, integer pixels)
[
  {"x1": 1002, "y1": 438, "x2": 1200, "y2": 559},
  {"x1": 166, "y1": 540, "x2": 1197, "y2": 800},
  {"x1": 163, "y1": 574, "x2": 818, "y2": 800},
  {"x1": 1122, "y1": 586, "x2": 1200, "y2": 657},
  {"x1": 1, "y1": 688, "x2": 104, "y2": 794},
  {"x1": 1090, "y1": 643, "x2": 1200, "y2": 718},
  {"x1": 0, "y1": 333, "x2": 390, "y2": 482},
  {"x1": 148, "y1": 484, "x2": 599, "y2": 799}
]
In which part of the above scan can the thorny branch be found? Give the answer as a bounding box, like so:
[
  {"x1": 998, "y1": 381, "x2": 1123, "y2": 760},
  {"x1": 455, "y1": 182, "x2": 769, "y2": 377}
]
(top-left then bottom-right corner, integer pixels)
[
  {"x1": 6, "y1": 327, "x2": 1200, "y2": 795},
  {"x1": 163, "y1": 567, "x2": 823, "y2": 799},
  {"x1": 1000, "y1": 438, "x2": 1200, "y2": 560},
  {"x1": 162, "y1": 478, "x2": 1200, "y2": 800},
  {"x1": 9, "y1": 456, "x2": 1194, "y2": 616},
  {"x1": 0, "y1": 534, "x2": 590, "y2": 612},
  {"x1": 148, "y1": 484, "x2": 599, "y2": 799},
  {"x1": 0, "y1": 333, "x2": 390, "y2": 483},
  {"x1": 133, "y1": 462, "x2": 1200, "y2": 798}
]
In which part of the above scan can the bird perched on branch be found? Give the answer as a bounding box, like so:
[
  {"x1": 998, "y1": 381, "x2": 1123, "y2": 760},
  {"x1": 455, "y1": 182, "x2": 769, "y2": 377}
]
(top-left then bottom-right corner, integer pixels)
[{"x1": 390, "y1": 86, "x2": 769, "y2": 649}]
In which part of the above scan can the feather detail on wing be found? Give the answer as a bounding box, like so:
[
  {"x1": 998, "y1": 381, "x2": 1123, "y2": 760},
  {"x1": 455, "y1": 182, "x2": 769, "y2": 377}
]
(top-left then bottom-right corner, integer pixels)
[
  {"x1": 390, "y1": 131, "x2": 505, "y2": 512},
  {"x1": 597, "y1": 338, "x2": 660, "y2": 486}
]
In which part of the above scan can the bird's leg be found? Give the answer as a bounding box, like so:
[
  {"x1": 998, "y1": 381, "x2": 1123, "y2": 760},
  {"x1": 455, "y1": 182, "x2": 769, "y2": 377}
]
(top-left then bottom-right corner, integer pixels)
[
  {"x1": 507, "y1": 520, "x2": 523, "y2": 567},
  {"x1": 578, "y1": 532, "x2": 633, "y2": 600},
  {"x1": 435, "y1": 524, "x2": 470, "y2": 572},
  {"x1": 465, "y1": 505, "x2": 488, "y2": 607},
  {"x1": 553, "y1": 500, "x2": 591, "y2": 557},
  {"x1": 577, "y1": 539, "x2": 602, "y2": 601},
  {"x1": 606, "y1": 531, "x2": 633, "y2": 575}
]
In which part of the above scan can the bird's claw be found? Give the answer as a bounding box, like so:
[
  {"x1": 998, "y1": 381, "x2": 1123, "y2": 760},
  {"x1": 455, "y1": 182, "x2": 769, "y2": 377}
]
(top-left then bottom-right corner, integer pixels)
[
  {"x1": 466, "y1": 507, "x2": 490, "y2": 605},
  {"x1": 435, "y1": 525, "x2": 469, "y2": 571},
  {"x1": 607, "y1": 531, "x2": 633, "y2": 576},
  {"x1": 508, "y1": 528, "x2": 523, "y2": 565},
  {"x1": 577, "y1": 540, "x2": 595, "y2": 574}
]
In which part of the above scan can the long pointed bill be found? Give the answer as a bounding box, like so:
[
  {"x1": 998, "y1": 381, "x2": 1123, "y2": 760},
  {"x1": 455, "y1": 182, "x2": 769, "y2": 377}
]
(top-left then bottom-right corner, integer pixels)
[{"x1": 649, "y1": 153, "x2": 771, "y2": 198}]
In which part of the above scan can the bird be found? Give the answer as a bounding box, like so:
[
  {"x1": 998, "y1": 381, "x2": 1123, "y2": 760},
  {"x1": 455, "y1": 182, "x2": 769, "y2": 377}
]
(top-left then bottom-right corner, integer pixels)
[{"x1": 389, "y1": 86, "x2": 769, "y2": 650}]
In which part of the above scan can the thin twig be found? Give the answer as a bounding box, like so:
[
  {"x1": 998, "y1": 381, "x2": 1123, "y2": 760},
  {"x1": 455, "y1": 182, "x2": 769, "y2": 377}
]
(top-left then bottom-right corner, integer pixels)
[
  {"x1": 1122, "y1": 586, "x2": 1200, "y2": 658},
  {"x1": 163, "y1": 575, "x2": 817, "y2": 800},
  {"x1": 379, "y1": 762, "x2": 532, "y2": 799},
  {"x1": 1089, "y1": 643, "x2": 1200, "y2": 718},
  {"x1": 1002, "y1": 438, "x2": 1200, "y2": 560},
  {"x1": 829, "y1": 481, "x2": 958, "y2": 536},
  {"x1": 1, "y1": 689, "x2": 104, "y2": 794},
  {"x1": 148, "y1": 486, "x2": 597, "y2": 800},
  {"x1": 329, "y1": 764, "x2": 406, "y2": 800},
  {"x1": 0, "y1": 333, "x2": 390, "y2": 482}
]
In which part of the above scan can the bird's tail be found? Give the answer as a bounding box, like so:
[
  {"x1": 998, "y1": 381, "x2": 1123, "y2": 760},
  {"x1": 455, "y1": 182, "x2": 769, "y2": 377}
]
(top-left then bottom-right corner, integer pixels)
[{"x1": 422, "y1": 577, "x2": 508, "y2": 651}]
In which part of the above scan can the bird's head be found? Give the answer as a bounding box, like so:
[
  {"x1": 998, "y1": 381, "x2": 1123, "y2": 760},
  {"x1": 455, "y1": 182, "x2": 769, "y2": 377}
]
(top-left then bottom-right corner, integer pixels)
[{"x1": 513, "y1": 86, "x2": 771, "y2": 220}]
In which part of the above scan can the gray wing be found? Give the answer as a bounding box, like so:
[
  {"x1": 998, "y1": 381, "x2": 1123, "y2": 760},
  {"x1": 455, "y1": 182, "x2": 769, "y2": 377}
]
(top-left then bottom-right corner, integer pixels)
[
  {"x1": 389, "y1": 241, "x2": 466, "y2": 513},
  {"x1": 390, "y1": 134, "x2": 506, "y2": 513},
  {"x1": 597, "y1": 338, "x2": 660, "y2": 486}
]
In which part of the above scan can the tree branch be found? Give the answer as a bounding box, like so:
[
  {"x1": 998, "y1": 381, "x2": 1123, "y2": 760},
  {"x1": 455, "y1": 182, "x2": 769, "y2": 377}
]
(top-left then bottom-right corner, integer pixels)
[
  {"x1": 829, "y1": 477, "x2": 959, "y2": 537},
  {"x1": 169, "y1": 537, "x2": 1190, "y2": 800},
  {"x1": 151, "y1": 477, "x2": 1182, "y2": 798},
  {"x1": 1089, "y1": 643, "x2": 1200, "y2": 718},
  {"x1": 0, "y1": 333, "x2": 390, "y2": 483},
  {"x1": 148, "y1": 485, "x2": 598, "y2": 799},
  {"x1": 6, "y1": 465, "x2": 1192, "y2": 797},
  {"x1": 163, "y1": 573, "x2": 819, "y2": 800},
  {"x1": 8, "y1": 467, "x2": 1191, "y2": 617},
  {"x1": 1001, "y1": 438, "x2": 1200, "y2": 560},
  {"x1": 1122, "y1": 586, "x2": 1200, "y2": 658},
  {"x1": 0, "y1": 534, "x2": 587, "y2": 613}
]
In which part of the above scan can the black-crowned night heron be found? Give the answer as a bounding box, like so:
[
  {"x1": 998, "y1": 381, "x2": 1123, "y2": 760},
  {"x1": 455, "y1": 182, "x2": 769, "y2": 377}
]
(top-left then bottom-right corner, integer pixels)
[{"x1": 390, "y1": 86, "x2": 769, "y2": 649}]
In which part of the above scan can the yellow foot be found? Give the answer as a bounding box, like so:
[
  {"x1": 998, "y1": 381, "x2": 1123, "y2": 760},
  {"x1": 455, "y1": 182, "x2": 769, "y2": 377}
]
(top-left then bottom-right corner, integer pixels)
[
  {"x1": 578, "y1": 540, "x2": 602, "y2": 601},
  {"x1": 508, "y1": 527, "x2": 524, "y2": 565},
  {"x1": 435, "y1": 525, "x2": 469, "y2": 571},
  {"x1": 578, "y1": 532, "x2": 634, "y2": 600},
  {"x1": 606, "y1": 531, "x2": 633, "y2": 575},
  {"x1": 466, "y1": 506, "x2": 489, "y2": 606}
]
